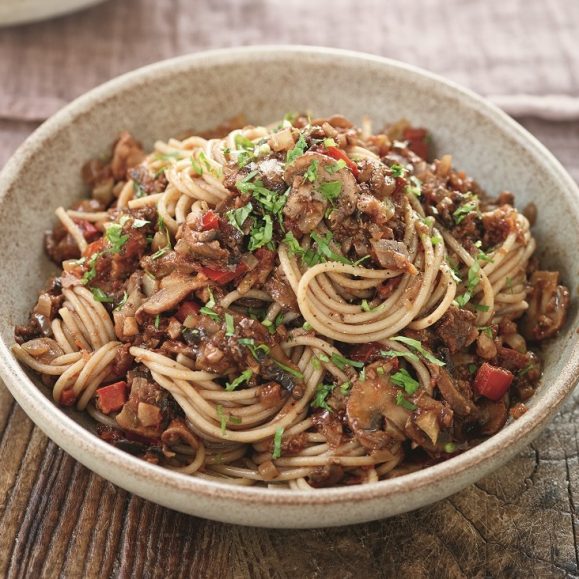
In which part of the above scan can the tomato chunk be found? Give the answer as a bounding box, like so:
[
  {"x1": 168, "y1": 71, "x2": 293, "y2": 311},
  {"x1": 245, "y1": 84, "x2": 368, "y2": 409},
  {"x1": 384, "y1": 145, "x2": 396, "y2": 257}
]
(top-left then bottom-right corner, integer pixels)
[
  {"x1": 324, "y1": 146, "x2": 359, "y2": 178},
  {"x1": 96, "y1": 381, "x2": 128, "y2": 414},
  {"x1": 474, "y1": 363, "x2": 514, "y2": 401},
  {"x1": 60, "y1": 388, "x2": 76, "y2": 407},
  {"x1": 402, "y1": 127, "x2": 430, "y2": 160},
  {"x1": 176, "y1": 300, "x2": 201, "y2": 322},
  {"x1": 200, "y1": 262, "x2": 249, "y2": 285},
  {"x1": 201, "y1": 211, "x2": 220, "y2": 231},
  {"x1": 83, "y1": 237, "x2": 105, "y2": 259}
]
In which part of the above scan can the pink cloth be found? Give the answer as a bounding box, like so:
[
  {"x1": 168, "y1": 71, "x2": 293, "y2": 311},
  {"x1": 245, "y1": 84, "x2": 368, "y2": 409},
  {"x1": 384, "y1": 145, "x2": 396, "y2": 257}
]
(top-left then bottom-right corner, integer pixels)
[{"x1": 0, "y1": 0, "x2": 578, "y2": 122}]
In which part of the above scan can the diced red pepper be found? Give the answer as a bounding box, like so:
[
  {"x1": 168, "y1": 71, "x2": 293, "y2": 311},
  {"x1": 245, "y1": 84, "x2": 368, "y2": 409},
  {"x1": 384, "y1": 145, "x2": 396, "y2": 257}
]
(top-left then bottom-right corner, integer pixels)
[
  {"x1": 402, "y1": 127, "x2": 430, "y2": 160},
  {"x1": 201, "y1": 211, "x2": 220, "y2": 231},
  {"x1": 324, "y1": 146, "x2": 359, "y2": 178},
  {"x1": 60, "y1": 388, "x2": 76, "y2": 406},
  {"x1": 74, "y1": 218, "x2": 100, "y2": 242},
  {"x1": 474, "y1": 363, "x2": 514, "y2": 401},
  {"x1": 200, "y1": 262, "x2": 249, "y2": 285},
  {"x1": 349, "y1": 342, "x2": 384, "y2": 363},
  {"x1": 83, "y1": 237, "x2": 105, "y2": 258},
  {"x1": 96, "y1": 381, "x2": 128, "y2": 414},
  {"x1": 176, "y1": 300, "x2": 201, "y2": 322}
]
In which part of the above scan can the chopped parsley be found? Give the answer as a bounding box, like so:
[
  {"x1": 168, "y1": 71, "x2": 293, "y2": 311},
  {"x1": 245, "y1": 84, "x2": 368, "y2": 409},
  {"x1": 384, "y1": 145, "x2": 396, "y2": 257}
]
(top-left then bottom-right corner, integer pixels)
[
  {"x1": 286, "y1": 133, "x2": 308, "y2": 165},
  {"x1": 114, "y1": 290, "x2": 128, "y2": 311},
  {"x1": 467, "y1": 363, "x2": 478, "y2": 375},
  {"x1": 406, "y1": 175, "x2": 422, "y2": 196},
  {"x1": 104, "y1": 223, "x2": 129, "y2": 254},
  {"x1": 326, "y1": 159, "x2": 347, "y2": 174},
  {"x1": 391, "y1": 336, "x2": 445, "y2": 366},
  {"x1": 262, "y1": 312, "x2": 285, "y2": 334},
  {"x1": 390, "y1": 368, "x2": 420, "y2": 394},
  {"x1": 239, "y1": 338, "x2": 270, "y2": 360},
  {"x1": 395, "y1": 391, "x2": 417, "y2": 411},
  {"x1": 390, "y1": 163, "x2": 407, "y2": 178},
  {"x1": 273, "y1": 359, "x2": 304, "y2": 379},
  {"x1": 90, "y1": 287, "x2": 113, "y2": 303},
  {"x1": 225, "y1": 313, "x2": 235, "y2": 337},
  {"x1": 455, "y1": 260, "x2": 481, "y2": 307},
  {"x1": 236, "y1": 175, "x2": 287, "y2": 220},
  {"x1": 361, "y1": 299, "x2": 374, "y2": 312},
  {"x1": 216, "y1": 404, "x2": 228, "y2": 435},
  {"x1": 272, "y1": 427, "x2": 284, "y2": 459},
  {"x1": 200, "y1": 288, "x2": 220, "y2": 322},
  {"x1": 312, "y1": 383, "x2": 335, "y2": 411},
  {"x1": 319, "y1": 181, "x2": 342, "y2": 203},
  {"x1": 323, "y1": 137, "x2": 337, "y2": 147},
  {"x1": 340, "y1": 381, "x2": 352, "y2": 395},
  {"x1": 234, "y1": 134, "x2": 256, "y2": 168},
  {"x1": 226, "y1": 203, "x2": 253, "y2": 232},
  {"x1": 453, "y1": 195, "x2": 479, "y2": 224},
  {"x1": 310, "y1": 231, "x2": 351, "y2": 265},
  {"x1": 330, "y1": 352, "x2": 364, "y2": 370},
  {"x1": 81, "y1": 254, "x2": 98, "y2": 284},
  {"x1": 380, "y1": 349, "x2": 420, "y2": 363},
  {"x1": 154, "y1": 314, "x2": 160, "y2": 329},
  {"x1": 304, "y1": 159, "x2": 319, "y2": 183},
  {"x1": 225, "y1": 369, "x2": 252, "y2": 391},
  {"x1": 248, "y1": 214, "x2": 273, "y2": 251}
]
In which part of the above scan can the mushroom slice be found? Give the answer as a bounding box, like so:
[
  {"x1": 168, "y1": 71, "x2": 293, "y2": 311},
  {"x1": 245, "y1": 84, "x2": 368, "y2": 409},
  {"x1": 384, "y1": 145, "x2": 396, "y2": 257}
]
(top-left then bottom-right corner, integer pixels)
[{"x1": 138, "y1": 277, "x2": 206, "y2": 316}]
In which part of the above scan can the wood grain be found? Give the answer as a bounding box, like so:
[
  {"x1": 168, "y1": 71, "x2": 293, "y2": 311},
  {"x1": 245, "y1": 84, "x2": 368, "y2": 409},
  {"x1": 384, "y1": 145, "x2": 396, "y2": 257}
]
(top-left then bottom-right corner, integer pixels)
[{"x1": 0, "y1": 119, "x2": 577, "y2": 579}]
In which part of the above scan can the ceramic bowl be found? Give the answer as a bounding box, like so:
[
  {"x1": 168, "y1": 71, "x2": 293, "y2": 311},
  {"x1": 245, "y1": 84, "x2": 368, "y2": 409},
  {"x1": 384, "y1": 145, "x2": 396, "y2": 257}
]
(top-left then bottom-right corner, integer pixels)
[
  {"x1": 0, "y1": 0, "x2": 108, "y2": 27},
  {"x1": 0, "y1": 46, "x2": 577, "y2": 528}
]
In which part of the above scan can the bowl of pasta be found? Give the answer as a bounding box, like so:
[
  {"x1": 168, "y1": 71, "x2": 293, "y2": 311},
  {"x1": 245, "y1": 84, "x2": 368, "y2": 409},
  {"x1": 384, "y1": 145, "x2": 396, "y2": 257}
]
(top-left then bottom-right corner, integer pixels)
[{"x1": 0, "y1": 46, "x2": 577, "y2": 528}]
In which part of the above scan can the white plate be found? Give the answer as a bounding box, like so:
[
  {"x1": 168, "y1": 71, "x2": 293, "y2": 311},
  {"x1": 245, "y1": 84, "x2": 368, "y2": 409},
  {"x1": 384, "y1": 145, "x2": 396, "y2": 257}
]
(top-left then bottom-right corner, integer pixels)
[{"x1": 0, "y1": 0, "x2": 109, "y2": 27}]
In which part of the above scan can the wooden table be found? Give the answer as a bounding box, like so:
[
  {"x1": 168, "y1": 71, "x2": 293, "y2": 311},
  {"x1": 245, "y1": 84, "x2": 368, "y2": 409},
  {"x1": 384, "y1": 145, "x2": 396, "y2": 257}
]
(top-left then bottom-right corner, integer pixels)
[{"x1": 0, "y1": 117, "x2": 577, "y2": 579}]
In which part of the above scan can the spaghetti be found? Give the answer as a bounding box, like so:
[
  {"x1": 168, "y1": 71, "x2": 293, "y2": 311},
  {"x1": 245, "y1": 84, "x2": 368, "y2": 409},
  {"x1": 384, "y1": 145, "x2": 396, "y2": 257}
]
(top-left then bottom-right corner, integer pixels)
[{"x1": 13, "y1": 114, "x2": 570, "y2": 488}]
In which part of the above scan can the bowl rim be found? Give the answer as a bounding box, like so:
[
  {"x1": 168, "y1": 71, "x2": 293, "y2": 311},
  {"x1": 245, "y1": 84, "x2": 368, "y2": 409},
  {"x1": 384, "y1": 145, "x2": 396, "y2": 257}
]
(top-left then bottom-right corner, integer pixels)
[{"x1": 0, "y1": 44, "x2": 577, "y2": 508}]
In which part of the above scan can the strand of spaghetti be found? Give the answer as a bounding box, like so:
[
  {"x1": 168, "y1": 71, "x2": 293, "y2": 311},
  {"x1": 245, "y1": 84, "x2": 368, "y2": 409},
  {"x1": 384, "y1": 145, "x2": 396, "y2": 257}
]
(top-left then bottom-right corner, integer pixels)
[
  {"x1": 74, "y1": 286, "x2": 115, "y2": 341},
  {"x1": 130, "y1": 347, "x2": 218, "y2": 381},
  {"x1": 168, "y1": 443, "x2": 206, "y2": 475},
  {"x1": 127, "y1": 193, "x2": 163, "y2": 209},
  {"x1": 67, "y1": 210, "x2": 109, "y2": 222},
  {"x1": 58, "y1": 307, "x2": 91, "y2": 351},
  {"x1": 62, "y1": 289, "x2": 107, "y2": 349},
  {"x1": 55, "y1": 207, "x2": 87, "y2": 253},
  {"x1": 73, "y1": 341, "x2": 120, "y2": 397},
  {"x1": 11, "y1": 345, "x2": 79, "y2": 376},
  {"x1": 116, "y1": 181, "x2": 134, "y2": 208},
  {"x1": 51, "y1": 319, "x2": 78, "y2": 353},
  {"x1": 52, "y1": 357, "x2": 86, "y2": 401}
]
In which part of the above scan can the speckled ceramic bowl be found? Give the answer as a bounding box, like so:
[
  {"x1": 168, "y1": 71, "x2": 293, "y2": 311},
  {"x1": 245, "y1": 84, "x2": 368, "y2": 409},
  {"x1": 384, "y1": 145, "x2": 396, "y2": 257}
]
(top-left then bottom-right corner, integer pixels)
[
  {"x1": 0, "y1": 47, "x2": 577, "y2": 528},
  {"x1": 0, "y1": 0, "x2": 109, "y2": 27}
]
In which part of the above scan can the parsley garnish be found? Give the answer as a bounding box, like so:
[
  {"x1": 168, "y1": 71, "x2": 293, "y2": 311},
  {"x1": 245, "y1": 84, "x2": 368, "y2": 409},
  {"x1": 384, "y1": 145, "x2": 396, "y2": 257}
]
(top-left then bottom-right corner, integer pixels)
[
  {"x1": 248, "y1": 214, "x2": 273, "y2": 251},
  {"x1": 310, "y1": 231, "x2": 351, "y2": 265},
  {"x1": 286, "y1": 133, "x2": 307, "y2": 165},
  {"x1": 272, "y1": 427, "x2": 284, "y2": 459},
  {"x1": 340, "y1": 381, "x2": 352, "y2": 395},
  {"x1": 330, "y1": 352, "x2": 364, "y2": 370},
  {"x1": 225, "y1": 313, "x2": 235, "y2": 337},
  {"x1": 238, "y1": 338, "x2": 270, "y2": 360},
  {"x1": 312, "y1": 383, "x2": 335, "y2": 411},
  {"x1": 90, "y1": 287, "x2": 113, "y2": 303},
  {"x1": 326, "y1": 159, "x2": 347, "y2": 174},
  {"x1": 390, "y1": 163, "x2": 407, "y2": 178},
  {"x1": 236, "y1": 176, "x2": 286, "y2": 220},
  {"x1": 216, "y1": 404, "x2": 228, "y2": 435},
  {"x1": 319, "y1": 181, "x2": 342, "y2": 203},
  {"x1": 133, "y1": 181, "x2": 147, "y2": 198},
  {"x1": 225, "y1": 369, "x2": 252, "y2": 391},
  {"x1": 391, "y1": 368, "x2": 419, "y2": 394},
  {"x1": 361, "y1": 299, "x2": 374, "y2": 312},
  {"x1": 154, "y1": 314, "x2": 160, "y2": 329},
  {"x1": 304, "y1": 159, "x2": 319, "y2": 183},
  {"x1": 390, "y1": 336, "x2": 445, "y2": 366},
  {"x1": 323, "y1": 138, "x2": 337, "y2": 147},
  {"x1": 453, "y1": 195, "x2": 479, "y2": 224},
  {"x1": 226, "y1": 203, "x2": 253, "y2": 232},
  {"x1": 380, "y1": 349, "x2": 420, "y2": 363},
  {"x1": 406, "y1": 175, "x2": 422, "y2": 196},
  {"x1": 200, "y1": 288, "x2": 220, "y2": 322},
  {"x1": 234, "y1": 134, "x2": 255, "y2": 168},
  {"x1": 81, "y1": 254, "x2": 98, "y2": 284},
  {"x1": 455, "y1": 260, "x2": 480, "y2": 307},
  {"x1": 114, "y1": 290, "x2": 128, "y2": 311},
  {"x1": 395, "y1": 392, "x2": 417, "y2": 411},
  {"x1": 262, "y1": 312, "x2": 285, "y2": 335},
  {"x1": 105, "y1": 223, "x2": 129, "y2": 254},
  {"x1": 273, "y1": 360, "x2": 303, "y2": 379}
]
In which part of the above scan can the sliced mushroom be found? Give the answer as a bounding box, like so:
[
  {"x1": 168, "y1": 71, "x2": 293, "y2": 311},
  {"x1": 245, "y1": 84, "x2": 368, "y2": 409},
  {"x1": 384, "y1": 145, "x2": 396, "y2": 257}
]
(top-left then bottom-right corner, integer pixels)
[
  {"x1": 434, "y1": 366, "x2": 474, "y2": 416},
  {"x1": 283, "y1": 152, "x2": 358, "y2": 234},
  {"x1": 521, "y1": 270, "x2": 570, "y2": 341},
  {"x1": 138, "y1": 277, "x2": 206, "y2": 316},
  {"x1": 346, "y1": 362, "x2": 410, "y2": 451},
  {"x1": 370, "y1": 239, "x2": 417, "y2": 273}
]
